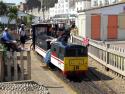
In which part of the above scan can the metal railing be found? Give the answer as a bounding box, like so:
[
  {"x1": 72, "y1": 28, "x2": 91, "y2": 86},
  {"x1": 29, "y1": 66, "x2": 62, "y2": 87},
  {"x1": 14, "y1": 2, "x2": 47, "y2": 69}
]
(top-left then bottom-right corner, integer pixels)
[{"x1": 72, "y1": 35, "x2": 125, "y2": 76}]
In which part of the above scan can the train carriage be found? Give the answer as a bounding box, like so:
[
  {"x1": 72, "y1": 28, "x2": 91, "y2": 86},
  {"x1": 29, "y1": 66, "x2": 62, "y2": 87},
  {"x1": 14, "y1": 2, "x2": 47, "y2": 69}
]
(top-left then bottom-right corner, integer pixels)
[{"x1": 32, "y1": 23, "x2": 88, "y2": 76}]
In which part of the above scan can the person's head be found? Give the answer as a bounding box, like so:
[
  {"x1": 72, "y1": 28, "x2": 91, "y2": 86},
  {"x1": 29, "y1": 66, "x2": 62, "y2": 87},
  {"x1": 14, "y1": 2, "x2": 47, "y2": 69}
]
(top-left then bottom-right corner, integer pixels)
[
  {"x1": 21, "y1": 24, "x2": 24, "y2": 28},
  {"x1": 4, "y1": 27, "x2": 8, "y2": 31},
  {"x1": 21, "y1": 24, "x2": 25, "y2": 30},
  {"x1": 21, "y1": 24, "x2": 24, "y2": 26}
]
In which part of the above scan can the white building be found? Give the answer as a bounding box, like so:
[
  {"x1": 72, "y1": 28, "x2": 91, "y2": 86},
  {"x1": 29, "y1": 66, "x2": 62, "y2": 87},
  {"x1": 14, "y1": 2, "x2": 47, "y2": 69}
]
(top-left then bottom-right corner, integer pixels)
[
  {"x1": 49, "y1": 0, "x2": 70, "y2": 18},
  {"x1": 77, "y1": 2, "x2": 125, "y2": 41},
  {"x1": 91, "y1": 0, "x2": 124, "y2": 7},
  {"x1": 49, "y1": 0, "x2": 91, "y2": 23},
  {"x1": 75, "y1": 0, "x2": 91, "y2": 11}
]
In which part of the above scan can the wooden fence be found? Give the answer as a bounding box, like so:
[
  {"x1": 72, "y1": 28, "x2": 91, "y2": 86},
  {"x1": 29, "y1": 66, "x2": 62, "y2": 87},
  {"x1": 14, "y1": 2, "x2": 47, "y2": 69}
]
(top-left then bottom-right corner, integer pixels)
[
  {"x1": 0, "y1": 51, "x2": 31, "y2": 81},
  {"x1": 72, "y1": 35, "x2": 125, "y2": 77}
]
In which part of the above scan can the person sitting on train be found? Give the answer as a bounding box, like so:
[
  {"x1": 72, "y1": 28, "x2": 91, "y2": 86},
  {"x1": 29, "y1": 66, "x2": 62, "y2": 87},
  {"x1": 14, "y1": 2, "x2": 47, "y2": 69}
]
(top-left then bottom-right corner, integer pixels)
[{"x1": 57, "y1": 27, "x2": 71, "y2": 43}]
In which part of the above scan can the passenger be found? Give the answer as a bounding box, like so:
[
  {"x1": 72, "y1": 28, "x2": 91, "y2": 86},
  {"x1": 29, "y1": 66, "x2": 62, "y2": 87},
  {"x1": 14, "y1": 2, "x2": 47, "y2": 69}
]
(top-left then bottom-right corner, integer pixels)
[
  {"x1": 57, "y1": 27, "x2": 71, "y2": 43},
  {"x1": 19, "y1": 24, "x2": 26, "y2": 50},
  {"x1": 44, "y1": 49, "x2": 51, "y2": 66},
  {"x1": 1, "y1": 27, "x2": 19, "y2": 51}
]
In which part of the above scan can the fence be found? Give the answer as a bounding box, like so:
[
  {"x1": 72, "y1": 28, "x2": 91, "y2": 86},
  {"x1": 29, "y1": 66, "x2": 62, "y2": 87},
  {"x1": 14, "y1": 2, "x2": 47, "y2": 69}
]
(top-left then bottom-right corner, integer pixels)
[
  {"x1": 2, "y1": 50, "x2": 31, "y2": 81},
  {"x1": 72, "y1": 35, "x2": 125, "y2": 77}
]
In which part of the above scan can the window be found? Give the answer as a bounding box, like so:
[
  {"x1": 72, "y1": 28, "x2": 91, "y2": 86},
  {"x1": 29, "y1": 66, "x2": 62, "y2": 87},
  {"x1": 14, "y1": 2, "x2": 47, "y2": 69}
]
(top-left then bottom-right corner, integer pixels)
[
  {"x1": 58, "y1": 47, "x2": 64, "y2": 60},
  {"x1": 65, "y1": 0, "x2": 68, "y2": 2},
  {"x1": 65, "y1": 46, "x2": 87, "y2": 57}
]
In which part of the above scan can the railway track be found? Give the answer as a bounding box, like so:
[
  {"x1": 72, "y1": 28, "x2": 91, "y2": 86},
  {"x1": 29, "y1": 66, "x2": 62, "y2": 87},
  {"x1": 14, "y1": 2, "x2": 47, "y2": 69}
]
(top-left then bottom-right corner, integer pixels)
[
  {"x1": 87, "y1": 68, "x2": 117, "y2": 94},
  {"x1": 35, "y1": 52, "x2": 118, "y2": 94},
  {"x1": 51, "y1": 66, "x2": 117, "y2": 94}
]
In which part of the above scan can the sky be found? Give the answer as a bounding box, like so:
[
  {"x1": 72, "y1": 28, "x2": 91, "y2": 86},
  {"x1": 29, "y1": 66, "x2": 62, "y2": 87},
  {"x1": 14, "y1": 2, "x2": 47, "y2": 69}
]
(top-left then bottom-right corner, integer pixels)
[{"x1": 3, "y1": 0, "x2": 24, "y2": 4}]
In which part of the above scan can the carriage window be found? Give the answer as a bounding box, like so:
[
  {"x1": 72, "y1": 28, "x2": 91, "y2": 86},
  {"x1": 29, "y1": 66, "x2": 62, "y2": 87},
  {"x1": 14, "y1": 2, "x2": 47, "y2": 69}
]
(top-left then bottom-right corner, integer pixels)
[
  {"x1": 65, "y1": 48, "x2": 76, "y2": 57},
  {"x1": 51, "y1": 47, "x2": 56, "y2": 51},
  {"x1": 58, "y1": 47, "x2": 64, "y2": 60},
  {"x1": 53, "y1": 48, "x2": 56, "y2": 51},
  {"x1": 65, "y1": 47, "x2": 87, "y2": 57},
  {"x1": 51, "y1": 44, "x2": 57, "y2": 52},
  {"x1": 77, "y1": 48, "x2": 84, "y2": 56}
]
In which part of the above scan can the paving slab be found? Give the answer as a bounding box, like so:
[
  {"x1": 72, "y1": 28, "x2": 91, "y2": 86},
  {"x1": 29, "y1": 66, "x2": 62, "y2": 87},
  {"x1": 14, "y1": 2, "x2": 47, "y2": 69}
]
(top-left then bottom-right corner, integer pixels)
[{"x1": 30, "y1": 50, "x2": 76, "y2": 94}]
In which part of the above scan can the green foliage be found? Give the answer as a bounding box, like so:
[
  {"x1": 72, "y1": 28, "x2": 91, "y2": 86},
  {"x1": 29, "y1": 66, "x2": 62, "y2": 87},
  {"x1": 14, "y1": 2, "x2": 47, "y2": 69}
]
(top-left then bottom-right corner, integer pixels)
[
  {"x1": 23, "y1": 16, "x2": 28, "y2": 25},
  {"x1": 42, "y1": 0, "x2": 58, "y2": 10},
  {"x1": 0, "y1": 1, "x2": 7, "y2": 16},
  {"x1": 26, "y1": 0, "x2": 41, "y2": 11},
  {"x1": 7, "y1": 6, "x2": 18, "y2": 25},
  {"x1": 23, "y1": 15, "x2": 34, "y2": 27},
  {"x1": 26, "y1": 0, "x2": 58, "y2": 11},
  {"x1": 8, "y1": 13, "x2": 16, "y2": 22},
  {"x1": 0, "y1": 22, "x2": 4, "y2": 30},
  {"x1": 8, "y1": 6, "x2": 18, "y2": 16}
]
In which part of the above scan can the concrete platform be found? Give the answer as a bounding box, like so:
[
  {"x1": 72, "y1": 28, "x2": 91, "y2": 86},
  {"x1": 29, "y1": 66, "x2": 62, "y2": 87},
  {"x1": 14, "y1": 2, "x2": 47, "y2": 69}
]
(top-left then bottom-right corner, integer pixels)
[{"x1": 25, "y1": 41, "x2": 76, "y2": 94}]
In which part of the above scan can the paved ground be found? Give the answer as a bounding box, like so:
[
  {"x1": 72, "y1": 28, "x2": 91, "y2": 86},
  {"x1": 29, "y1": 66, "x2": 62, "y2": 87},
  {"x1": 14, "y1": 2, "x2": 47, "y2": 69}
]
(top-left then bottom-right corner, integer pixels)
[{"x1": 25, "y1": 41, "x2": 77, "y2": 94}]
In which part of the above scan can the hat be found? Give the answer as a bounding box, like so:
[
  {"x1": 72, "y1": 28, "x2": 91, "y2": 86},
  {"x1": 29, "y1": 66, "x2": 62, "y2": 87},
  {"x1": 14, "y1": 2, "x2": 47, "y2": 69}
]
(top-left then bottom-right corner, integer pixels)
[
  {"x1": 21, "y1": 24, "x2": 24, "y2": 26},
  {"x1": 4, "y1": 27, "x2": 8, "y2": 31}
]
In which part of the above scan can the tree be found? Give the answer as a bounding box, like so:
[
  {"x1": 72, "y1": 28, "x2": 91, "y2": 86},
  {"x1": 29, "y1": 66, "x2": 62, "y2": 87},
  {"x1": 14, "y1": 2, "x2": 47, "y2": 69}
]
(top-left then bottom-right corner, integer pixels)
[
  {"x1": 9, "y1": 6, "x2": 18, "y2": 15},
  {"x1": 42, "y1": 0, "x2": 58, "y2": 9},
  {"x1": 0, "y1": 1, "x2": 7, "y2": 16},
  {"x1": 41, "y1": 0, "x2": 58, "y2": 20},
  {"x1": 7, "y1": 6, "x2": 18, "y2": 25}
]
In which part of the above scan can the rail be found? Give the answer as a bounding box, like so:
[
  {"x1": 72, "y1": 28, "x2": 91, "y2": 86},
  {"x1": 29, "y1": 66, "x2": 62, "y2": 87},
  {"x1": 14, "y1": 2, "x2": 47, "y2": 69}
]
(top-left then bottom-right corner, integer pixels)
[
  {"x1": 72, "y1": 35, "x2": 125, "y2": 77},
  {"x1": 3, "y1": 51, "x2": 31, "y2": 81}
]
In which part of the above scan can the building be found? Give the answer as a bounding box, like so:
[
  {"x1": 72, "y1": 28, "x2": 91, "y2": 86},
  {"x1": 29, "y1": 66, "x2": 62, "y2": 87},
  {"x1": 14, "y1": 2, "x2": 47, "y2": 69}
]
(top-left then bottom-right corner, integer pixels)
[
  {"x1": 49, "y1": 0, "x2": 91, "y2": 24},
  {"x1": 0, "y1": 2, "x2": 16, "y2": 24},
  {"x1": 50, "y1": 0, "x2": 70, "y2": 16},
  {"x1": 75, "y1": 0, "x2": 91, "y2": 11},
  {"x1": 77, "y1": 2, "x2": 125, "y2": 41},
  {"x1": 91, "y1": 0, "x2": 124, "y2": 7},
  {"x1": 18, "y1": 1, "x2": 28, "y2": 12}
]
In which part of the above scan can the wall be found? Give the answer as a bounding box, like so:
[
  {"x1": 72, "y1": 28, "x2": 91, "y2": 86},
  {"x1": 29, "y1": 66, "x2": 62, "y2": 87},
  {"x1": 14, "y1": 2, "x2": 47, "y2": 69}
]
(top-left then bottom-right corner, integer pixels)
[
  {"x1": 85, "y1": 3, "x2": 125, "y2": 41},
  {"x1": 101, "y1": 15, "x2": 108, "y2": 41},
  {"x1": 0, "y1": 16, "x2": 15, "y2": 24},
  {"x1": 77, "y1": 12, "x2": 86, "y2": 37},
  {"x1": 118, "y1": 14, "x2": 125, "y2": 40}
]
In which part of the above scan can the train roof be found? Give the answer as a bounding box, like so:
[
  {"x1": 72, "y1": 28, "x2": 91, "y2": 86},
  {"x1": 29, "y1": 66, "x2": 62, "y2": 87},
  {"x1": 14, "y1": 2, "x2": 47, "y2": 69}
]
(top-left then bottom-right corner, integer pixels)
[
  {"x1": 32, "y1": 22, "x2": 66, "y2": 26},
  {"x1": 32, "y1": 23, "x2": 52, "y2": 26},
  {"x1": 52, "y1": 41, "x2": 85, "y2": 49}
]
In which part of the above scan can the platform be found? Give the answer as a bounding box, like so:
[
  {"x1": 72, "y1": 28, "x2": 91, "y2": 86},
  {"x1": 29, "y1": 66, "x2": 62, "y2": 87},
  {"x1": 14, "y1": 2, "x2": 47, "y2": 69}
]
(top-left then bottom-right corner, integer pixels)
[{"x1": 25, "y1": 41, "x2": 76, "y2": 94}]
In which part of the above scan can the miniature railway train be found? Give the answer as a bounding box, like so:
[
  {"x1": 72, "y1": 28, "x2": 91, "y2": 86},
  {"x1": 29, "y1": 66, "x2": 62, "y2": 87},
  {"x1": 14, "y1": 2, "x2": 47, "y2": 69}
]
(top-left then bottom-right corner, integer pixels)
[{"x1": 32, "y1": 23, "x2": 88, "y2": 75}]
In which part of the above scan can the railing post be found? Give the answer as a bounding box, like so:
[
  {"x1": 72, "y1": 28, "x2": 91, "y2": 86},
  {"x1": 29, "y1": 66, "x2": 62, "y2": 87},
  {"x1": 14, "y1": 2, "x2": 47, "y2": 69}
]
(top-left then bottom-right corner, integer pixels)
[
  {"x1": 27, "y1": 51, "x2": 31, "y2": 80},
  {"x1": 6, "y1": 52, "x2": 11, "y2": 81},
  {"x1": 14, "y1": 52, "x2": 18, "y2": 80},
  {"x1": 0, "y1": 51, "x2": 4, "y2": 81},
  {"x1": 20, "y1": 51, "x2": 24, "y2": 80},
  {"x1": 105, "y1": 44, "x2": 110, "y2": 71},
  {"x1": 106, "y1": 44, "x2": 110, "y2": 64}
]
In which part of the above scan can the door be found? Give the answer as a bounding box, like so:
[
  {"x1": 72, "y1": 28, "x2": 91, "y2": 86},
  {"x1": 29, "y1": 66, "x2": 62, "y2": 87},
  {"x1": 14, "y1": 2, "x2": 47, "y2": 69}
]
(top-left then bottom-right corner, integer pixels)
[
  {"x1": 108, "y1": 15, "x2": 118, "y2": 40},
  {"x1": 91, "y1": 15, "x2": 101, "y2": 40}
]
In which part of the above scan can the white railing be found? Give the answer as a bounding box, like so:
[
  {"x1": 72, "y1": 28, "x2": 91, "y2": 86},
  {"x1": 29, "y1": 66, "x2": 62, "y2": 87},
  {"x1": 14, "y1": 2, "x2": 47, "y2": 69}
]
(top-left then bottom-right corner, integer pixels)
[{"x1": 72, "y1": 35, "x2": 125, "y2": 76}]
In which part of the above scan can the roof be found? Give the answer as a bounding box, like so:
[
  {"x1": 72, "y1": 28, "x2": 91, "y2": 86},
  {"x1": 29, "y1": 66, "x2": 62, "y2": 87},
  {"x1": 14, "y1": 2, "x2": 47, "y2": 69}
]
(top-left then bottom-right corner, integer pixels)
[
  {"x1": 32, "y1": 23, "x2": 52, "y2": 26},
  {"x1": 78, "y1": 2, "x2": 125, "y2": 12},
  {"x1": 52, "y1": 41, "x2": 84, "y2": 49}
]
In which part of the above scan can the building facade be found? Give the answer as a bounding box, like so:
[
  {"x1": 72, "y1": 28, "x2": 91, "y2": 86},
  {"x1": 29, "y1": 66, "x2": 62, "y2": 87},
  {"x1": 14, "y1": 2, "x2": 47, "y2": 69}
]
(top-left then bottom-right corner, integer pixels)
[
  {"x1": 91, "y1": 0, "x2": 124, "y2": 7},
  {"x1": 75, "y1": 0, "x2": 91, "y2": 11},
  {"x1": 77, "y1": 2, "x2": 125, "y2": 41},
  {"x1": 49, "y1": 0, "x2": 70, "y2": 17}
]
